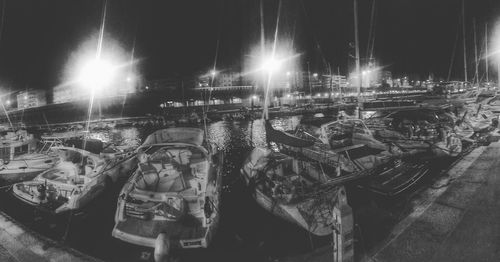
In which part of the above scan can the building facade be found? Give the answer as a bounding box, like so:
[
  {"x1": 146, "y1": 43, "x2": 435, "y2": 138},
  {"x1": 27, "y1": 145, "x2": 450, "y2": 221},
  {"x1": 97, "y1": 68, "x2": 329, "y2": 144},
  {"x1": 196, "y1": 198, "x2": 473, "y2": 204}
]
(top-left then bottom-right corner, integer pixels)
[{"x1": 17, "y1": 90, "x2": 47, "y2": 109}]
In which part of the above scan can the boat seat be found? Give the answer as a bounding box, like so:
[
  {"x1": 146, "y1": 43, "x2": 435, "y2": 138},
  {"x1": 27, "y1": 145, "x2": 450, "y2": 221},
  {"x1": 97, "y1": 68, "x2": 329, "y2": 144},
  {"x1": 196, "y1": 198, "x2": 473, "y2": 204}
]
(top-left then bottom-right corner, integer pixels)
[
  {"x1": 137, "y1": 163, "x2": 160, "y2": 191},
  {"x1": 156, "y1": 175, "x2": 186, "y2": 192}
]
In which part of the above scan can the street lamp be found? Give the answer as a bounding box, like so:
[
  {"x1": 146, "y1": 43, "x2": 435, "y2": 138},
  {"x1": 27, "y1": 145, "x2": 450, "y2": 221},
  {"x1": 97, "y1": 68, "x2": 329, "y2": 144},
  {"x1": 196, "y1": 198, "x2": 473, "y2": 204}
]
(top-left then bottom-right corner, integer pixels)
[
  {"x1": 260, "y1": 57, "x2": 282, "y2": 73},
  {"x1": 78, "y1": 58, "x2": 116, "y2": 92},
  {"x1": 126, "y1": 75, "x2": 135, "y2": 82},
  {"x1": 259, "y1": 56, "x2": 283, "y2": 119}
]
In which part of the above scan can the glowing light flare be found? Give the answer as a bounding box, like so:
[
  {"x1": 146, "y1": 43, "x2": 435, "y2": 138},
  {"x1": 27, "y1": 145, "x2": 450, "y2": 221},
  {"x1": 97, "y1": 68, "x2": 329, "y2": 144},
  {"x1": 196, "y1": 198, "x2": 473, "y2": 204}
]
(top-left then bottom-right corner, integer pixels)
[
  {"x1": 78, "y1": 58, "x2": 116, "y2": 91},
  {"x1": 260, "y1": 57, "x2": 282, "y2": 73},
  {"x1": 126, "y1": 75, "x2": 135, "y2": 82}
]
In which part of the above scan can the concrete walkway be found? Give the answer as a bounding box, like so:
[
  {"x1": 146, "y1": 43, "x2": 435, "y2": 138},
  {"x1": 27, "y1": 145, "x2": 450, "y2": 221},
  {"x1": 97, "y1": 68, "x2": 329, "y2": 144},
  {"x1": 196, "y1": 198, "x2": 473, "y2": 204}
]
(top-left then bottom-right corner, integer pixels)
[
  {"x1": 0, "y1": 210, "x2": 101, "y2": 262},
  {"x1": 372, "y1": 141, "x2": 500, "y2": 262}
]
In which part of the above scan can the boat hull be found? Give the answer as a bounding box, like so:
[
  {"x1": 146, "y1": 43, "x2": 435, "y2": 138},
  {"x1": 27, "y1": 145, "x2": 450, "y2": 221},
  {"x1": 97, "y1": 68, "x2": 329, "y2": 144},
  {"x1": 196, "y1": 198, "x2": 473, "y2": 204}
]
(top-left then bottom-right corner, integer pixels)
[{"x1": 240, "y1": 164, "x2": 334, "y2": 236}]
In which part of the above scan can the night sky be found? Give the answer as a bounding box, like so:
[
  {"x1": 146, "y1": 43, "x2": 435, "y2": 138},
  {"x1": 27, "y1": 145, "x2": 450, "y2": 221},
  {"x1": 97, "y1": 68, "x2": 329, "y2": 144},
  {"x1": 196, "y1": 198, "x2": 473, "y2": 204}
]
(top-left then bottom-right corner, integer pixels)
[{"x1": 0, "y1": 0, "x2": 499, "y2": 91}]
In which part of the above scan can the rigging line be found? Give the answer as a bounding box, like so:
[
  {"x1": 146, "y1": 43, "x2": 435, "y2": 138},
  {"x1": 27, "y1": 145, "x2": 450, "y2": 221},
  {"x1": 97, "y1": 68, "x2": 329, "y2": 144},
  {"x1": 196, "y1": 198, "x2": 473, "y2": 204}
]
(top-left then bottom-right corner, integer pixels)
[
  {"x1": 473, "y1": 17, "x2": 479, "y2": 85},
  {"x1": 461, "y1": 0, "x2": 467, "y2": 82},
  {"x1": 366, "y1": 0, "x2": 376, "y2": 61},
  {"x1": 96, "y1": 0, "x2": 108, "y2": 60},
  {"x1": 206, "y1": 36, "x2": 220, "y2": 114},
  {"x1": 0, "y1": 0, "x2": 6, "y2": 48},
  {"x1": 205, "y1": 0, "x2": 224, "y2": 116},
  {"x1": 369, "y1": 1, "x2": 378, "y2": 61},
  {"x1": 299, "y1": 0, "x2": 329, "y2": 71},
  {"x1": 260, "y1": 0, "x2": 265, "y2": 57},
  {"x1": 263, "y1": 0, "x2": 282, "y2": 120},
  {"x1": 485, "y1": 23, "x2": 489, "y2": 83},
  {"x1": 447, "y1": 20, "x2": 460, "y2": 81}
]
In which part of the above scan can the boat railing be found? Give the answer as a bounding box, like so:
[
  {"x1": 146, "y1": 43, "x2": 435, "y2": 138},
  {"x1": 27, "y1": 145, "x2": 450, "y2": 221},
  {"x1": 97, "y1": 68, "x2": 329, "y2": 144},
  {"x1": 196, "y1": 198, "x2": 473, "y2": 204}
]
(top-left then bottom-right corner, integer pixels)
[{"x1": 0, "y1": 156, "x2": 56, "y2": 170}]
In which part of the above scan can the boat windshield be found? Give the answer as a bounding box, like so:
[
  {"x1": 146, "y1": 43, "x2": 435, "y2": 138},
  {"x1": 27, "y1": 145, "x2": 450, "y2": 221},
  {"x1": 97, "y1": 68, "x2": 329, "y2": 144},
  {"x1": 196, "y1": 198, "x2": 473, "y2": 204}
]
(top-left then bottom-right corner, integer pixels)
[{"x1": 40, "y1": 162, "x2": 85, "y2": 184}]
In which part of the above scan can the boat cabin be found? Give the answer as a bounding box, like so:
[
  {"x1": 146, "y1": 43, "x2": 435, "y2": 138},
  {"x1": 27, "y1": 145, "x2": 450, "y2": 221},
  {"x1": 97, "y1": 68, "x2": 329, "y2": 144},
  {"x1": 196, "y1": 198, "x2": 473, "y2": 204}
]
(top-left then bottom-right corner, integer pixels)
[{"x1": 0, "y1": 130, "x2": 37, "y2": 162}]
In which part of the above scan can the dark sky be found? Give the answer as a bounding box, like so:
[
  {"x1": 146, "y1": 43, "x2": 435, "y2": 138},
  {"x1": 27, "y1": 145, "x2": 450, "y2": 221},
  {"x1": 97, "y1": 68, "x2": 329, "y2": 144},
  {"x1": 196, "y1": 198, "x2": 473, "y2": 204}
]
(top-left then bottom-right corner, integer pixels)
[{"x1": 0, "y1": 0, "x2": 499, "y2": 91}]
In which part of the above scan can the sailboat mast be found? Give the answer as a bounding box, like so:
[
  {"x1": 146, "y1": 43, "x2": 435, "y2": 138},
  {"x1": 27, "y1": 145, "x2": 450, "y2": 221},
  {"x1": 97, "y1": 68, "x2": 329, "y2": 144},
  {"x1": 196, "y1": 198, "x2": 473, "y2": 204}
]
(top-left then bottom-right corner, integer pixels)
[
  {"x1": 353, "y1": 0, "x2": 361, "y2": 98},
  {"x1": 473, "y1": 18, "x2": 479, "y2": 84},
  {"x1": 462, "y1": 0, "x2": 468, "y2": 82},
  {"x1": 485, "y1": 23, "x2": 489, "y2": 83}
]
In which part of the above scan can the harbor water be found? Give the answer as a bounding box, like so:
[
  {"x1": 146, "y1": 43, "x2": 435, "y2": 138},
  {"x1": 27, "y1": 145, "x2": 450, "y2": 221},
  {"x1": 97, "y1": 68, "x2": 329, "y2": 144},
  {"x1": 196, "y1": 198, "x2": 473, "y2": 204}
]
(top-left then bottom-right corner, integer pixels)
[{"x1": 0, "y1": 116, "x2": 457, "y2": 262}]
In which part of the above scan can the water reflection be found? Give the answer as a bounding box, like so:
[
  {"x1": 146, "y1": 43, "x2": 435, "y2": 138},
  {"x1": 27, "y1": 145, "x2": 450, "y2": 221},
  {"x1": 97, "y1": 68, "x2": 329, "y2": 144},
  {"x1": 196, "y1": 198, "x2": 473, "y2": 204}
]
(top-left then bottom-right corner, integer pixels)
[{"x1": 0, "y1": 117, "x2": 334, "y2": 262}]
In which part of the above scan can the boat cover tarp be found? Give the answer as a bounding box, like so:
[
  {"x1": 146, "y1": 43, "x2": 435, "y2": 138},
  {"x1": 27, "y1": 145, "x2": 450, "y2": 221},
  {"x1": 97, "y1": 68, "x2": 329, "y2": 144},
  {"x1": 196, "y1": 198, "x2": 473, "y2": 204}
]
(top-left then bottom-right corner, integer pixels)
[
  {"x1": 142, "y1": 128, "x2": 204, "y2": 147},
  {"x1": 265, "y1": 121, "x2": 314, "y2": 148}
]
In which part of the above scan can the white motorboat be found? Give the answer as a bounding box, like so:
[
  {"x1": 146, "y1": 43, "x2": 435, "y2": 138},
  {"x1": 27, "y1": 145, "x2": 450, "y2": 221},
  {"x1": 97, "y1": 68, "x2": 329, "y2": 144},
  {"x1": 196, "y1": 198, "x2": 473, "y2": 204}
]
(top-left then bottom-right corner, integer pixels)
[
  {"x1": 241, "y1": 147, "x2": 347, "y2": 236},
  {"x1": 0, "y1": 130, "x2": 60, "y2": 185},
  {"x1": 11, "y1": 139, "x2": 137, "y2": 213},
  {"x1": 112, "y1": 128, "x2": 223, "y2": 250}
]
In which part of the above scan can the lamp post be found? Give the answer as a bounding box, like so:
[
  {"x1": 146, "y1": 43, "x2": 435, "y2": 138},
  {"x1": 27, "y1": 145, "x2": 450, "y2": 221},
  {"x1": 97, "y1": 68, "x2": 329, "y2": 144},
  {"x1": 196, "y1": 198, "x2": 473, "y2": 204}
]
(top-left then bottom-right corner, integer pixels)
[
  {"x1": 260, "y1": 56, "x2": 282, "y2": 119},
  {"x1": 78, "y1": 58, "x2": 116, "y2": 130}
]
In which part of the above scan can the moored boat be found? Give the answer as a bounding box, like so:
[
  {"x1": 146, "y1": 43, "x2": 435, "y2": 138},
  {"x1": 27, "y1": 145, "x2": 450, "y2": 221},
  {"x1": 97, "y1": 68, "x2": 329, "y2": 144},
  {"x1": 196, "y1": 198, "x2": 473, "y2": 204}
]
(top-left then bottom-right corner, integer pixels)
[
  {"x1": 241, "y1": 147, "x2": 345, "y2": 236},
  {"x1": 365, "y1": 108, "x2": 463, "y2": 157},
  {"x1": 0, "y1": 130, "x2": 59, "y2": 185},
  {"x1": 11, "y1": 138, "x2": 137, "y2": 213},
  {"x1": 112, "y1": 128, "x2": 223, "y2": 250}
]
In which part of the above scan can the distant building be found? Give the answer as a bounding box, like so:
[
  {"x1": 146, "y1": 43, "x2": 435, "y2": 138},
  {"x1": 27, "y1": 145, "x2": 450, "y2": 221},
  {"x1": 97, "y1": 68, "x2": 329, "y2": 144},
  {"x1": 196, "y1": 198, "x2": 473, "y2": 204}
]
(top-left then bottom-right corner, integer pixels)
[
  {"x1": 53, "y1": 84, "x2": 77, "y2": 104},
  {"x1": 218, "y1": 72, "x2": 241, "y2": 87},
  {"x1": 17, "y1": 90, "x2": 46, "y2": 109},
  {"x1": 53, "y1": 79, "x2": 137, "y2": 104}
]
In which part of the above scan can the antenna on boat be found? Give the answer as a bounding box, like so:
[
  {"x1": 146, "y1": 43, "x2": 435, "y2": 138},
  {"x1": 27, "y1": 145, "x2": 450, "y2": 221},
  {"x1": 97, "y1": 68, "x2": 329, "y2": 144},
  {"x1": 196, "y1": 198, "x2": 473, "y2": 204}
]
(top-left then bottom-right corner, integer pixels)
[
  {"x1": 473, "y1": 18, "x2": 479, "y2": 85},
  {"x1": 485, "y1": 22, "x2": 489, "y2": 83}
]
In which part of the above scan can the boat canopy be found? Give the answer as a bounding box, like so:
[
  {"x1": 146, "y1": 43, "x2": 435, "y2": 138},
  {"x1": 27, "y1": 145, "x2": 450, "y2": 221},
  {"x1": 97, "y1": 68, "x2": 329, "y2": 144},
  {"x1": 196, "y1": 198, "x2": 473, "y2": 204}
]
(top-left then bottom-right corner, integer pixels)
[{"x1": 142, "y1": 128, "x2": 205, "y2": 147}]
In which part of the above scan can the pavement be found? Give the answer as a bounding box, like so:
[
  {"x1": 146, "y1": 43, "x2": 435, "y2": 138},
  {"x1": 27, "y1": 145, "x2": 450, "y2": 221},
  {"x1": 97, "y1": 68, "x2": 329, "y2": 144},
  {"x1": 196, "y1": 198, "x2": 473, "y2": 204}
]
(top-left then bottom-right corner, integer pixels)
[
  {"x1": 372, "y1": 141, "x2": 500, "y2": 262},
  {"x1": 0, "y1": 210, "x2": 101, "y2": 262}
]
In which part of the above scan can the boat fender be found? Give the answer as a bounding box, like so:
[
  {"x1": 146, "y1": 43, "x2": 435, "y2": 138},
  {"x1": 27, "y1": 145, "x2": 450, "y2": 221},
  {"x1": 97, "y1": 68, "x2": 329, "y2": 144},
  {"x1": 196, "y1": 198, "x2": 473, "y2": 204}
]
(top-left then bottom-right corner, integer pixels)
[
  {"x1": 204, "y1": 196, "x2": 213, "y2": 218},
  {"x1": 154, "y1": 233, "x2": 171, "y2": 262}
]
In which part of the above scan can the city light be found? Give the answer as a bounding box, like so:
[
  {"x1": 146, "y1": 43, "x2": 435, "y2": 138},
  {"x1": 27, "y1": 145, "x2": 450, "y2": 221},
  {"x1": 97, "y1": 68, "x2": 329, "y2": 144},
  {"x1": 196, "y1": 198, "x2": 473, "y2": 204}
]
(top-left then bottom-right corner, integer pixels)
[
  {"x1": 126, "y1": 75, "x2": 135, "y2": 82},
  {"x1": 78, "y1": 58, "x2": 116, "y2": 92},
  {"x1": 313, "y1": 73, "x2": 318, "y2": 78},
  {"x1": 252, "y1": 95, "x2": 258, "y2": 100},
  {"x1": 210, "y1": 70, "x2": 217, "y2": 77},
  {"x1": 260, "y1": 57, "x2": 282, "y2": 73},
  {"x1": 286, "y1": 71, "x2": 291, "y2": 76}
]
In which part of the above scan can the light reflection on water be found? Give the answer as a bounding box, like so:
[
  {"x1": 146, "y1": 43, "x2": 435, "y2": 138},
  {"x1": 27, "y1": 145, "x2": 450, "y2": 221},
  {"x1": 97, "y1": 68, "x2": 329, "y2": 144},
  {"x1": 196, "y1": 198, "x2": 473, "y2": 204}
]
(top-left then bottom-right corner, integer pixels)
[
  {"x1": 1, "y1": 116, "x2": 326, "y2": 262},
  {"x1": 0, "y1": 115, "x2": 451, "y2": 262},
  {"x1": 205, "y1": 117, "x2": 302, "y2": 150}
]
